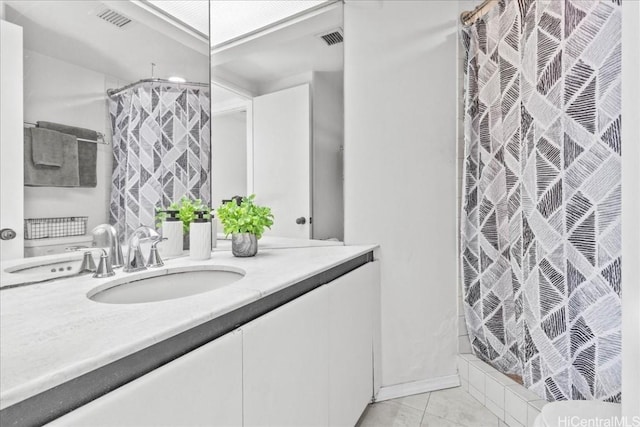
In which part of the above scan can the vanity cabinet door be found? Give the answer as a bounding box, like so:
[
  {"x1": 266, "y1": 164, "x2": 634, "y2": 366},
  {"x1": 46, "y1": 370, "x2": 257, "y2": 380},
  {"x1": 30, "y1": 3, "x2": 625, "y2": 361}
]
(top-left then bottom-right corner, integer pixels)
[
  {"x1": 328, "y1": 261, "x2": 379, "y2": 426},
  {"x1": 47, "y1": 331, "x2": 243, "y2": 427},
  {"x1": 242, "y1": 285, "x2": 330, "y2": 427}
]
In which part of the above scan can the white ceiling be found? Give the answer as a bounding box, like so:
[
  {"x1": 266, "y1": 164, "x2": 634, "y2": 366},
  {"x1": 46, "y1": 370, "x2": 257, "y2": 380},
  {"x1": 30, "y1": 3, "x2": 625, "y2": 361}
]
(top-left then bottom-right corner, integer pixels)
[
  {"x1": 211, "y1": 2, "x2": 343, "y2": 96},
  {"x1": 146, "y1": 0, "x2": 209, "y2": 37},
  {"x1": 4, "y1": 0, "x2": 343, "y2": 100},
  {"x1": 4, "y1": 1, "x2": 210, "y2": 85},
  {"x1": 210, "y1": 0, "x2": 327, "y2": 47}
]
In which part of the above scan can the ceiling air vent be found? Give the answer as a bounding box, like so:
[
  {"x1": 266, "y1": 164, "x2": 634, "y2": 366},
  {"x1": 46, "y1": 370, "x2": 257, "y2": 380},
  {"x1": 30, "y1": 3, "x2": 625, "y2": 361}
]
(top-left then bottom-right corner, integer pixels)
[
  {"x1": 318, "y1": 28, "x2": 344, "y2": 46},
  {"x1": 97, "y1": 9, "x2": 132, "y2": 28}
]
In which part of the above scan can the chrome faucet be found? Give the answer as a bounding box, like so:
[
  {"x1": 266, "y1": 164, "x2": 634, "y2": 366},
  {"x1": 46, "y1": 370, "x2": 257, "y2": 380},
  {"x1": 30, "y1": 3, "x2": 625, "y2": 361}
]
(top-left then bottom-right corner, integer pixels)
[
  {"x1": 123, "y1": 226, "x2": 160, "y2": 273},
  {"x1": 91, "y1": 224, "x2": 124, "y2": 269}
]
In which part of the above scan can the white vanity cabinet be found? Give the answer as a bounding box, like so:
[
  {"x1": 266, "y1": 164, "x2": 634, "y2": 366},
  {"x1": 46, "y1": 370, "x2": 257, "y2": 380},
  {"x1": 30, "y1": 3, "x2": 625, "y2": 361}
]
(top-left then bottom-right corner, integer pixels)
[
  {"x1": 243, "y1": 282, "x2": 330, "y2": 426},
  {"x1": 46, "y1": 331, "x2": 243, "y2": 427},
  {"x1": 43, "y1": 260, "x2": 379, "y2": 427},
  {"x1": 242, "y1": 260, "x2": 379, "y2": 427},
  {"x1": 328, "y1": 261, "x2": 378, "y2": 426}
]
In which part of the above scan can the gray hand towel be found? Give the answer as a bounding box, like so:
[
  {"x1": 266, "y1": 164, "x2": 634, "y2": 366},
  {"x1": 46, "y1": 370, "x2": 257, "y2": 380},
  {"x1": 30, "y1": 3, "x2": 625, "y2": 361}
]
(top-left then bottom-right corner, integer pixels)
[
  {"x1": 37, "y1": 121, "x2": 98, "y2": 188},
  {"x1": 31, "y1": 127, "x2": 64, "y2": 167},
  {"x1": 24, "y1": 128, "x2": 79, "y2": 187}
]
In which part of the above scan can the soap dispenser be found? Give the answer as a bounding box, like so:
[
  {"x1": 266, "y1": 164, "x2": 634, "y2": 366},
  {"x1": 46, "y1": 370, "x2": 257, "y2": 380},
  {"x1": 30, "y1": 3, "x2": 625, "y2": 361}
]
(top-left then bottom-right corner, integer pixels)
[
  {"x1": 189, "y1": 210, "x2": 211, "y2": 260},
  {"x1": 162, "y1": 210, "x2": 183, "y2": 257},
  {"x1": 210, "y1": 212, "x2": 217, "y2": 249}
]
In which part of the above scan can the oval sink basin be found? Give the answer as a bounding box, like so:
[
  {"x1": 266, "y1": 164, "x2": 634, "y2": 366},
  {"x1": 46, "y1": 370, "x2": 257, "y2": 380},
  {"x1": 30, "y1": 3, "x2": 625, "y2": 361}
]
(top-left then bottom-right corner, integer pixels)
[{"x1": 88, "y1": 268, "x2": 244, "y2": 304}]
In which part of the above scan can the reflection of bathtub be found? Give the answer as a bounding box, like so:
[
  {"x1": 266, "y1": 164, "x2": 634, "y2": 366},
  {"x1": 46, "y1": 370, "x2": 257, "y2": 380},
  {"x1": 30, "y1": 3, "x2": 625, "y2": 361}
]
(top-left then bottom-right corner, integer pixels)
[
  {"x1": 24, "y1": 234, "x2": 93, "y2": 258},
  {"x1": 2, "y1": 251, "x2": 87, "y2": 287}
]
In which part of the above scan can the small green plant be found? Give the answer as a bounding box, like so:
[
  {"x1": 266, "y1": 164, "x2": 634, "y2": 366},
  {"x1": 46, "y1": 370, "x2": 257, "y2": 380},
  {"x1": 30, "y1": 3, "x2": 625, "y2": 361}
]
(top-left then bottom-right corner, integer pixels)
[
  {"x1": 155, "y1": 196, "x2": 211, "y2": 234},
  {"x1": 216, "y1": 195, "x2": 274, "y2": 239}
]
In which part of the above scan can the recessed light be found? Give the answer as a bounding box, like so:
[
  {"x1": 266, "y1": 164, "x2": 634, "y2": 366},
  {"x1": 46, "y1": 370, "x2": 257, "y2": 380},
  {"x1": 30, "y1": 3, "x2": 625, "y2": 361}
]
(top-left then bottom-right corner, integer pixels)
[{"x1": 168, "y1": 76, "x2": 186, "y2": 83}]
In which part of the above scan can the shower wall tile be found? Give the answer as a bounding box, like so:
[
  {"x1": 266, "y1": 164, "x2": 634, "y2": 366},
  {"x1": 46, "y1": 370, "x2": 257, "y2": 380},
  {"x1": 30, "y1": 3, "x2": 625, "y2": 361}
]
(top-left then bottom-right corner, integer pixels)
[
  {"x1": 458, "y1": 353, "x2": 478, "y2": 362},
  {"x1": 504, "y1": 387, "x2": 528, "y2": 426},
  {"x1": 457, "y1": 315, "x2": 468, "y2": 336},
  {"x1": 487, "y1": 370, "x2": 515, "y2": 385},
  {"x1": 468, "y1": 363, "x2": 485, "y2": 394},
  {"x1": 469, "y1": 359, "x2": 493, "y2": 373},
  {"x1": 458, "y1": 336, "x2": 471, "y2": 353},
  {"x1": 458, "y1": 353, "x2": 548, "y2": 426},
  {"x1": 468, "y1": 383, "x2": 484, "y2": 405},
  {"x1": 506, "y1": 384, "x2": 543, "y2": 403},
  {"x1": 485, "y1": 396, "x2": 504, "y2": 420},
  {"x1": 485, "y1": 375, "x2": 505, "y2": 411},
  {"x1": 526, "y1": 402, "x2": 544, "y2": 427},
  {"x1": 527, "y1": 399, "x2": 547, "y2": 412},
  {"x1": 504, "y1": 413, "x2": 525, "y2": 427}
]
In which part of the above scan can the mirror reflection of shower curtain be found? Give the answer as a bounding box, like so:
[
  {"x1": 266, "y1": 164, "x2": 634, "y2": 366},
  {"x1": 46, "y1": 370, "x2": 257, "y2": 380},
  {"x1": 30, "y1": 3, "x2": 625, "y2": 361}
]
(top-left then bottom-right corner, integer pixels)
[
  {"x1": 460, "y1": 0, "x2": 621, "y2": 402},
  {"x1": 108, "y1": 83, "x2": 211, "y2": 239}
]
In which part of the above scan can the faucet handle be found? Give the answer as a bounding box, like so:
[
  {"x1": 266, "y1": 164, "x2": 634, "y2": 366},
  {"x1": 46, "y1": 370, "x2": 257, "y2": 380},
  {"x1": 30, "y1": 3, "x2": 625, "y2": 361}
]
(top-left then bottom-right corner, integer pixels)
[
  {"x1": 94, "y1": 249, "x2": 115, "y2": 278},
  {"x1": 79, "y1": 251, "x2": 97, "y2": 274},
  {"x1": 147, "y1": 238, "x2": 166, "y2": 268}
]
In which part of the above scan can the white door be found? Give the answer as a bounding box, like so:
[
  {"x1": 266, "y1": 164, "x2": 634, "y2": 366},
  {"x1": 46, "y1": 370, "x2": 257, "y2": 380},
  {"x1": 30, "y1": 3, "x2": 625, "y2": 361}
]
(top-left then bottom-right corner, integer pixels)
[
  {"x1": 0, "y1": 20, "x2": 24, "y2": 261},
  {"x1": 253, "y1": 84, "x2": 311, "y2": 239}
]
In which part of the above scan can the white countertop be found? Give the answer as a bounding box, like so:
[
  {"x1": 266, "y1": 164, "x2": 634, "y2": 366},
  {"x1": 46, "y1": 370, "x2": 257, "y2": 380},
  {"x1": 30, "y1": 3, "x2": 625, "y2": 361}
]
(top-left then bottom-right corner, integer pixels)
[
  {"x1": 0, "y1": 235, "x2": 345, "y2": 289},
  {"x1": 0, "y1": 239, "x2": 375, "y2": 410}
]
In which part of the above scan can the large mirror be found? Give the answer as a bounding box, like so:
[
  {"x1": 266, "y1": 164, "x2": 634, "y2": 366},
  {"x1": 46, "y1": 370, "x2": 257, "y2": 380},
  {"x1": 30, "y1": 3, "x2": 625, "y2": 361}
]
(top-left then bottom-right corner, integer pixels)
[
  {"x1": 0, "y1": 1, "x2": 210, "y2": 257},
  {"x1": 0, "y1": 0, "x2": 345, "y2": 260},
  {"x1": 210, "y1": 0, "x2": 344, "y2": 241}
]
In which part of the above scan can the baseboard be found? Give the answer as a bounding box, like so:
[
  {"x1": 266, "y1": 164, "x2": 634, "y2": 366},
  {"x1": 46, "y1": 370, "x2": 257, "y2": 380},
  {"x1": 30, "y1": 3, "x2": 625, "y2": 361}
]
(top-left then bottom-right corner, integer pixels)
[{"x1": 374, "y1": 374, "x2": 461, "y2": 402}]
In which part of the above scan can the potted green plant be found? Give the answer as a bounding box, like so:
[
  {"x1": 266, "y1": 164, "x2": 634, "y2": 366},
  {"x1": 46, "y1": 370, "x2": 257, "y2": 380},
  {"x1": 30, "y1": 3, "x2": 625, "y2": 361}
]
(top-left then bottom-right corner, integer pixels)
[
  {"x1": 155, "y1": 196, "x2": 211, "y2": 249},
  {"x1": 216, "y1": 194, "x2": 274, "y2": 257}
]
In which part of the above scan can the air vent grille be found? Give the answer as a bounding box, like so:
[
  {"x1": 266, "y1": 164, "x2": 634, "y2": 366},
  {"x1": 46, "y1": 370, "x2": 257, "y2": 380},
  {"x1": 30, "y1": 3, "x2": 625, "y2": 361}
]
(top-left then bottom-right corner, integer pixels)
[
  {"x1": 97, "y1": 9, "x2": 132, "y2": 28},
  {"x1": 318, "y1": 28, "x2": 343, "y2": 46}
]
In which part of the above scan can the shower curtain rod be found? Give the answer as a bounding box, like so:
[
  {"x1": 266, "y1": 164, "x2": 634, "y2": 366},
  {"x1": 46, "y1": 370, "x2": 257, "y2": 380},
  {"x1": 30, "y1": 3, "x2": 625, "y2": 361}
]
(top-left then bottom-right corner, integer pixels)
[
  {"x1": 106, "y1": 78, "x2": 209, "y2": 99},
  {"x1": 460, "y1": 0, "x2": 499, "y2": 26}
]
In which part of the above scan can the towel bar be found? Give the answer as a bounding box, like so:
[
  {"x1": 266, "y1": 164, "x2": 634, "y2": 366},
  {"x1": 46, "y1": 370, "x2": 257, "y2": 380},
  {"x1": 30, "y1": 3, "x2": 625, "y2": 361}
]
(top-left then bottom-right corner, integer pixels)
[{"x1": 23, "y1": 122, "x2": 109, "y2": 145}]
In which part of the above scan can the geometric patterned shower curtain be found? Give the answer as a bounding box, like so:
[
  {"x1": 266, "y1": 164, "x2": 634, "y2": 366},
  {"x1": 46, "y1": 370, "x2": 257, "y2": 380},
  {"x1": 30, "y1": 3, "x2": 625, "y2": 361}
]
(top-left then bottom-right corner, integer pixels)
[
  {"x1": 460, "y1": 0, "x2": 621, "y2": 402},
  {"x1": 108, "y1": 83, "x2": 211, "y2": 239}
]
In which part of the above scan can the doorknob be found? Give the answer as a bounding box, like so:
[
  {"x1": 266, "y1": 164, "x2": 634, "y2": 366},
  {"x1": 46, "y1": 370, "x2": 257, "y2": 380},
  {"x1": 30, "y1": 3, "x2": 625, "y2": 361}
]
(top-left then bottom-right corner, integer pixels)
[
  {"x1": 295, "y1": 217, "x2": 306, "y2": 225},
  {"x1": 0, "y1": 228, "x2": 17, "y2": 240}
]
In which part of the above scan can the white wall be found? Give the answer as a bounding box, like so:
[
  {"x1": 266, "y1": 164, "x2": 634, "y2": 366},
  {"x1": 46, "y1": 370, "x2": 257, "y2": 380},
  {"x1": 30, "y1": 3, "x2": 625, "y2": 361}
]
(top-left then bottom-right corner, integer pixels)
[
  {"x1": 344, "y1": 0, "x2": 459, "y2": 388},
  {"x1": 621, "y1": 0, "x2": 640, "y2": 418},
  {"x1": 211, "y1": 111, "x2": 248, "y2": 207},
  {"x1": 23, "y1": 50, "x2": 121, "y2": 233}
]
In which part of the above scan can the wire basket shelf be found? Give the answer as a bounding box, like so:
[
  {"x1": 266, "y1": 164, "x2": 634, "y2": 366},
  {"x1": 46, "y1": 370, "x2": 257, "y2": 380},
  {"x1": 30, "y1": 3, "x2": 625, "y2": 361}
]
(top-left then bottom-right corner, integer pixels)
[{"x1": 24, "y1": 217, "x2": 88, "y2": 240}]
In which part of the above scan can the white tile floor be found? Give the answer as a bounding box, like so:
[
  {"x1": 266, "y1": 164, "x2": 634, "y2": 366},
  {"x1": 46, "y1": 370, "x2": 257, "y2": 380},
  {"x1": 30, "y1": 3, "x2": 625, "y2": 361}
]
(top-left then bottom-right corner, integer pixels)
[{"x1": 356, "y1": 386, "x2": 501, "y2": 427}]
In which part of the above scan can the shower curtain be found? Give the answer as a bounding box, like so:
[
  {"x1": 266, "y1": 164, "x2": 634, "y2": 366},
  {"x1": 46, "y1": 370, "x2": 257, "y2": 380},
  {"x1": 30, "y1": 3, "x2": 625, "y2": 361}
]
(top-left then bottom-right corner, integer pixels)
[
  {"x1": 108, "y1": 83, "x2": 211, "y2": 238},
  {"x1": 460, "y1": 0, "x2": 621, "y2": 402}
]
